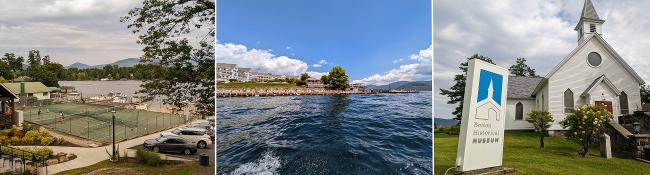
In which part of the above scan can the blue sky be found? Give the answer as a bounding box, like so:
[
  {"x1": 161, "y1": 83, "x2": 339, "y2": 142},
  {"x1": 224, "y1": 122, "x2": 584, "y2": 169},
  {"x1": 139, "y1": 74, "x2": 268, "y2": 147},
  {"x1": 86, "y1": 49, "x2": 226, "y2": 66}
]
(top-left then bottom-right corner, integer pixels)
[{"x1": 217, "y1": 0, "x2": 431, "y2": 84}]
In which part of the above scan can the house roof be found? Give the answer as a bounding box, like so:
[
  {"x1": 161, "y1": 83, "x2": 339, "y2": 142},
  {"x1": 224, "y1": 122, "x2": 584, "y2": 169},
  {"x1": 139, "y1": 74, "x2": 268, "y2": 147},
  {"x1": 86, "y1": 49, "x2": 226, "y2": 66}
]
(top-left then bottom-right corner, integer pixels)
[
  {"x1": 1, "y1": 82, "x2": 50, "y2": 94},
  {"x1": 507, "y1": 76, "x2": 544, "y2": 99},
  {"x1": 535, "y1": 34, "x2": 645, "y2": 95},
  {"x1": 0, "y1": 84, "x2": 18, "y2": 99},
  {"x1": 581, "y1": 75, "x2": 620, "y2": 97}
]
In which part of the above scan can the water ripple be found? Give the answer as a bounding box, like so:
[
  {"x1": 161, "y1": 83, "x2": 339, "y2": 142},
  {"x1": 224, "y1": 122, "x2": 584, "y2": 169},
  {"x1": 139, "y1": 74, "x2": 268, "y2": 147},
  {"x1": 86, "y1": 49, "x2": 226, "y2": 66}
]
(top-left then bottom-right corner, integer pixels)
[{"x1": 217, "y1": 92, "x2": 432, "y2": 175}]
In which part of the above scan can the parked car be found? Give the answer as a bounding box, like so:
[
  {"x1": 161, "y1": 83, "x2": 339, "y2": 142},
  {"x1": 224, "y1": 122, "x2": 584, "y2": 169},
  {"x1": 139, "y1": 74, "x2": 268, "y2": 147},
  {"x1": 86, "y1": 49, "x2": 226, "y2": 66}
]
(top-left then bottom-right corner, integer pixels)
[
  {"x1": 185, "y1": 123, "x2": 215, "y2": 141},
  {"x1": 161, "y1": 127, "x2": 212, "y2": 149},
  {"x1": 143, "y1": 136, "x2": 197, "y2": 155}
]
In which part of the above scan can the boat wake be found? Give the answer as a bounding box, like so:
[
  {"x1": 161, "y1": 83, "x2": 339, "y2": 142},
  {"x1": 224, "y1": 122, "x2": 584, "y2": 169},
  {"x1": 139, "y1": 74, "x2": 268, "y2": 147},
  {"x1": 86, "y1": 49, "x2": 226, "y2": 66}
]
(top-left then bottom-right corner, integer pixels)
[{"x1": 230, "y1": 151, "x2": 281, "y2": 175}]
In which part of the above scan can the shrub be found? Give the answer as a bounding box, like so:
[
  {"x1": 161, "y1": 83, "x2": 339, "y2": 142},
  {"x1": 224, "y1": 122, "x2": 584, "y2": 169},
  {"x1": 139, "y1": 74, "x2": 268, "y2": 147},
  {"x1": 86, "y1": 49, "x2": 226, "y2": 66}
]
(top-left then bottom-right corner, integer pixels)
[
  {"x1": 560, "y1": 104, "x2": 613, "y2": 157},
  {"x1": 526, "y1": 109, "x2": 554, "y2": 148},
  {"x1": 24, "y1": 130, "x2": 41, "y2": 141},
  {"x1": 136, "y1": 148, "x2": 161, "y2": 166},
  {"x1": 27, "y1": 147, "x2": 53, "y2": 160},
  {"x1": 9, "y1": 136, "x2": 21, "y2": 145},
  {"x1": 54, "y1": 137, "x2": 65, "y2": 145},
  {"x1": 40, "y1": 137, "x2": 54, "y2": 146},
  {"x1": 42, "y1": 99, "x2": 53, "y2": 106},
  {"x1": 21, "y1": 137, "x2": 35, "y2": 145},
  {"x1": 9, "y1": 127, "x2": 21, "y2": 137}
]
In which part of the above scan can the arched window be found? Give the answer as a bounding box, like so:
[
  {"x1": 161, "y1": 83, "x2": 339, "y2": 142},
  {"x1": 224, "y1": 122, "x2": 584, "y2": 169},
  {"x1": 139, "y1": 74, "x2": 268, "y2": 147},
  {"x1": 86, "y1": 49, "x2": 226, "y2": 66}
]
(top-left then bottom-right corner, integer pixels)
[
  {"x1": 564, "y1": 89, "x2": 574, "y2": 113},
  {"x1": 620, "y1": 91, "x2": 629, "y2": 115},
  {"x1": 515, "y1": 102, "x2": 523, "y2": 120}
]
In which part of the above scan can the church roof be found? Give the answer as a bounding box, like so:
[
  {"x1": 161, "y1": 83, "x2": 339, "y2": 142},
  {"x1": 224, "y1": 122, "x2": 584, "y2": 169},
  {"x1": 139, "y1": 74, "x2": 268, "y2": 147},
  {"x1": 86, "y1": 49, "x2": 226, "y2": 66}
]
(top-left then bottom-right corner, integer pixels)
[
  {"x1": 580, "y1": 0, "x2": 601, "y2": 20},
  {"x1": 539, "y1": 34, "x2": 645, "y2": 87},
  {"x1": 507, "y1": 76, "x2": 544, "y2": 99}
]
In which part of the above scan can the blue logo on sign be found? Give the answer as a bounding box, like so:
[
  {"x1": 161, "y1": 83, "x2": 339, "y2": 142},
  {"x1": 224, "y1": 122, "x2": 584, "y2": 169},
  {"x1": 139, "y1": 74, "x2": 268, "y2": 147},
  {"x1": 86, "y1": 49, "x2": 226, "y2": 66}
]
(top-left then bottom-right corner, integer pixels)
[{"x1": 476, "y1": 69, "x2": 503, "y2": 105}]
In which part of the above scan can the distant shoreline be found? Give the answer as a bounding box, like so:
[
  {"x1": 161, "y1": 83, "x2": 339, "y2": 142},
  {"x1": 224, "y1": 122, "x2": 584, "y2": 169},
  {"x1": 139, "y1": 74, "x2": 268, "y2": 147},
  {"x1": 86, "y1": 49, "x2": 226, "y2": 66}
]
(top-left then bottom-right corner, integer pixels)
[{"x1": 217, "y1": 88, "x2": 418, "y2": 97}]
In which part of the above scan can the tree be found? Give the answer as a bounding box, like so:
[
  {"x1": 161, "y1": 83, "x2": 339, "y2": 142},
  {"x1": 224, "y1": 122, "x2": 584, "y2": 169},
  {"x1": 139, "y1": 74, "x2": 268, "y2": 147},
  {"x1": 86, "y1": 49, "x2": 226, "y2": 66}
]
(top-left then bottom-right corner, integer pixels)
[
  {"x1": 296, "y1": 73, "x2": 309, "y2": 86},
  {"x1": 509, "y1": 57, "x2": 536, "y2": 76},
  {"x1": 559, "y1": 104, "x2": 612, "y2": 157},
  {"x1": 321, "y1": 75, "x2": 330, "y2": 86},
  {"x1": 27, "y1": 50, "x2": 41, "y2": 68},
  {"x1": 0, "y1": 77, "x2": 7, "y2": 83},
  {"x1": 328, "y1": 66, "x2": 349, "y2": 90},
  {"x1": 2, "y1": 53, "x2": 24, "y2": 72},
  {"x1": 641, "y1": 85, "x2": 650, "y2": 104},
  {"x1": 122, "y1": 0, "x2": 215, "y2": 117},
  {"x1": 526, "y1": 109, "x2": 553, "y2": 148},
  {"x1": 0, "y1": 59, "x2": 13, "y2": 80},
  {"x1": 440, "y1": 54, "x2": 495, "y2": 120}
]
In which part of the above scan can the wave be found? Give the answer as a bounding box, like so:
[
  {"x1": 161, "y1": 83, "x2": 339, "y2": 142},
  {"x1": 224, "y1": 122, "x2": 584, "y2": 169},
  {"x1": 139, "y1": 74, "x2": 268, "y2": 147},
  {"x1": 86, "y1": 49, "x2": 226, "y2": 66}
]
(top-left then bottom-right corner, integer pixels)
[{"x1": 230, "y1": 151, "x2": 282, "y2": 175}]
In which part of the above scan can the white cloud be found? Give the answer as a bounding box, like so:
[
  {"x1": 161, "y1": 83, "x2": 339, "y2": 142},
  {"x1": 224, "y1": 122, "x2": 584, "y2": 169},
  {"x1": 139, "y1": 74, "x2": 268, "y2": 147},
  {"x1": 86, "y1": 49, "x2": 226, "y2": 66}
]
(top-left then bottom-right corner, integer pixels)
[
  {"x1": 354, "y1": 45, "x2": 432, "y2": 85},
  {"x1": 311, "y1": 59, "x2": 328, "y2": 68},
  {"x1": 434, "y1": 0, "x2": 650, "y2": 119},
  {"x1": 217, "y1": 42, "x2": 308, "y2": 76},
  {"x1": 393, "y1": 58, "x2": 404, "y2": 64},
  {"x1": 285, "y1": 46, "x2": 291, "y2": 50},
  {"x1": 306, "y1": 71, "x2": 328, "y2": 79},
  {"x1": 0, "y1": 0, "x2": 144, "y2": 65}
]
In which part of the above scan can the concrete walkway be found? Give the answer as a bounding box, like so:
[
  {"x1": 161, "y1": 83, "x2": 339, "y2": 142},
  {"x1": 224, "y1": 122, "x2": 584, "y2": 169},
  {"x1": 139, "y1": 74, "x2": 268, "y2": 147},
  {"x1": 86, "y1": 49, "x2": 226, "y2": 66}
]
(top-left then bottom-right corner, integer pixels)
[{"x1": 19, "y1": 120, "x2": 206, "y2": 175}]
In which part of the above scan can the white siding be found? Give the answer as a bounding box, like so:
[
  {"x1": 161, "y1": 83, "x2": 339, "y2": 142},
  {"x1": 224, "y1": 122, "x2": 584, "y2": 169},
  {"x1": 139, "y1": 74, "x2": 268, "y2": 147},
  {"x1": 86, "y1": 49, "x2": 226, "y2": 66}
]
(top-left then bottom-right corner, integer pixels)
[
  {"x1": 505, "y1": 99, "x2": 535, "y2": 130},
  {"x1": 547, "y1": 37, "x2": 642, "y2": 130}
]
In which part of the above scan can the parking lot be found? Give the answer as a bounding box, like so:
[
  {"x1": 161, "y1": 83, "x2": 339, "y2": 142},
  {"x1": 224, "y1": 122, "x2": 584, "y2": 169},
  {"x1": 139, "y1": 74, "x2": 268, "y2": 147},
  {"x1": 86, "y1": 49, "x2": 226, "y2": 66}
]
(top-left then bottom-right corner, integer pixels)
[{"x1": 130, "y1": 143, "x2": 214, "y2": 165}]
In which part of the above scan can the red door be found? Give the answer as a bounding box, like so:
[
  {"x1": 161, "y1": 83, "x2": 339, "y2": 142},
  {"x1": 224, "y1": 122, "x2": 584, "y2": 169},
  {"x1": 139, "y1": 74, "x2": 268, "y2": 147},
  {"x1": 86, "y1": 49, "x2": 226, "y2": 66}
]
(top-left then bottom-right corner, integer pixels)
[{"x1": 595, "y1": 101, "x2": 613, "y2": 113}]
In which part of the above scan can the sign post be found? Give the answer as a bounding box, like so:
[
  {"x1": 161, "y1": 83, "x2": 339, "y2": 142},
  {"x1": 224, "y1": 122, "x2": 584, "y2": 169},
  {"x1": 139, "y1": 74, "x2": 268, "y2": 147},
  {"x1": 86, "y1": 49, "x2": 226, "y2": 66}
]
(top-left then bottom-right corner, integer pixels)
[{"x1": 455, "y1": 59, "x2": 509, "y2": 172}]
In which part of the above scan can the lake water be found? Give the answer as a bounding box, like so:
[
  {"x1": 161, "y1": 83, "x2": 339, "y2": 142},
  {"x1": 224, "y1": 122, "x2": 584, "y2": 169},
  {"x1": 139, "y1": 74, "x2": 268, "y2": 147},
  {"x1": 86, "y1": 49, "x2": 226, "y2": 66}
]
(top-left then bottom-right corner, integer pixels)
[
  {"x1": 217, "y1": 92, "x2": 432, "y2": 174},
  {"x1": 58, "y1": 81, "x2": 164, "y2": 107}
]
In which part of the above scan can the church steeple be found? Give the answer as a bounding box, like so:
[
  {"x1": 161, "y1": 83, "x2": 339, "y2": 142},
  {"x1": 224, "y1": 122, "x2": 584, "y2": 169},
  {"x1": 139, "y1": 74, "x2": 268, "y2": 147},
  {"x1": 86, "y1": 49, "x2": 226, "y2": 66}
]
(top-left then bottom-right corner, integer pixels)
[{"x1": 575, "y1": 0, "x2": 605, "y2": 43}]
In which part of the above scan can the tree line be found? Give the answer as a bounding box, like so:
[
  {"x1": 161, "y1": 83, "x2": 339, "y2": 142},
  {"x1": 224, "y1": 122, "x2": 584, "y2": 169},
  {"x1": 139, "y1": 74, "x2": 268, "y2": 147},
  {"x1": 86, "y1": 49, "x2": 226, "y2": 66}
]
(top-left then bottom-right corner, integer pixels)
[{"x1": 0, "y1": 50, "x2": 163, "y2": 87}]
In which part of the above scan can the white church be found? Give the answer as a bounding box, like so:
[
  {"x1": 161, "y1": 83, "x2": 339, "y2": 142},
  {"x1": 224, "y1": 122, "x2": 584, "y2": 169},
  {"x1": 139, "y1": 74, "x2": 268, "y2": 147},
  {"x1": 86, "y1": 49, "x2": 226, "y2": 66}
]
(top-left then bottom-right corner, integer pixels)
[{"x1": 505, "y1": 0, "x2": 645, "y2": 131}]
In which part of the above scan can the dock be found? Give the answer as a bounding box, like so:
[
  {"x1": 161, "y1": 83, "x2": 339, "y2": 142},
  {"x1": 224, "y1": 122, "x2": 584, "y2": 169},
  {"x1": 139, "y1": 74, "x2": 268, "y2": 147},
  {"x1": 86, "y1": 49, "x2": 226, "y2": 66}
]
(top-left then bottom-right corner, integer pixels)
[{"x1": 217, "y1": 88, "x2": 417, "y2": 97}]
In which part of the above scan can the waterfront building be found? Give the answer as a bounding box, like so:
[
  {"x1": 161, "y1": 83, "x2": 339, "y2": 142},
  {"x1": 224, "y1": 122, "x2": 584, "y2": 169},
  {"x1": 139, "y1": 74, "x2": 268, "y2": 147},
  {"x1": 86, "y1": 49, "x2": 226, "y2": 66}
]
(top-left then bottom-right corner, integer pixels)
[
  {"x1": 307, "y1": 78, "x2": 324, "y2": 88},
  {"x1": 251, "y1": 72, "x2": 274, "y2": 82},
  {"x1": 350, "y1": 82, "x2": 365, "y2": 91},
  {"x1": 217, "y1": 63, "x2": 238, "y2": 82},
  {"x1": 237, "y1": 68, "x2": 251, "y2": 82},
  {"x1": 505, "y1": 0, "x2": 644, "y2": 131}
]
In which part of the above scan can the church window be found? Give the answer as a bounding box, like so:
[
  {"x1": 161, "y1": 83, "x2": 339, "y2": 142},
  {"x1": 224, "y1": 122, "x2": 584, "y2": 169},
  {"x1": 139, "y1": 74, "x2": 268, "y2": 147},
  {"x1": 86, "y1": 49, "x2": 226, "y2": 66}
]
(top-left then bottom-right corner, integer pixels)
[
  {"x1": 515, "y1": 102, "x2": 523, "y2": 120},
  {"x1": 587, "y1": 52, "x2": 602, "y2": 67},
  {"x1": 590, "y1": 24, "x2": 596, "y2": 33},
  {"x1": 620, "y1": 91, "x2": 629, "y2": 115},
  {"x1": 564, "y1": 89, "x2": 574, "y2": 113}
]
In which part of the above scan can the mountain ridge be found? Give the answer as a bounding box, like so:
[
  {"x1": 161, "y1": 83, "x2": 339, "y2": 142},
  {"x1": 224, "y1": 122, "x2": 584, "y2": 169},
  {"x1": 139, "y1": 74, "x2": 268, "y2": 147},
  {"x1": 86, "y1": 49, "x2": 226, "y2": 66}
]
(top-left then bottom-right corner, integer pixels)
[
  {"x1": 65, "y1": 58, "x2": 140, "y2": 69},
  {"x1": 365, "y1": 80, "x2": 432, "y2": 91}
]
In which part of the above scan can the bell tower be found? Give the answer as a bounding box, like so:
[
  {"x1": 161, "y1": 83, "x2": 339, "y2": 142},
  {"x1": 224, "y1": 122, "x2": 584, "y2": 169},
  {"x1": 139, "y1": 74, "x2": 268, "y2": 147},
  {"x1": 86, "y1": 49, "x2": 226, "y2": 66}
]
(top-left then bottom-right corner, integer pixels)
[{"x1": 575, "y1": 0, "x2": 605, "y2": 44}]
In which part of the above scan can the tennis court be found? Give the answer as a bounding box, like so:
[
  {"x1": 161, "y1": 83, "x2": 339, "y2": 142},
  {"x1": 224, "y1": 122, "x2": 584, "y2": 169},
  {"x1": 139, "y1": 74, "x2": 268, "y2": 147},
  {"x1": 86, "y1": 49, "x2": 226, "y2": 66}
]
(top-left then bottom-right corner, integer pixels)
[{"x1": 23, "y1": 103, "x2": 194, "y2": 144}]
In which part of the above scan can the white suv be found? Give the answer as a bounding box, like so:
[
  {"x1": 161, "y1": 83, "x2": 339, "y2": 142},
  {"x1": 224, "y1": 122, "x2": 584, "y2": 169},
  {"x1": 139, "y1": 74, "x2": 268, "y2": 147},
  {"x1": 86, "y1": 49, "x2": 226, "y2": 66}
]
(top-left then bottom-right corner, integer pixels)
[{"x1": 161, "y1": 127, "x2": 212, "y2": 149}]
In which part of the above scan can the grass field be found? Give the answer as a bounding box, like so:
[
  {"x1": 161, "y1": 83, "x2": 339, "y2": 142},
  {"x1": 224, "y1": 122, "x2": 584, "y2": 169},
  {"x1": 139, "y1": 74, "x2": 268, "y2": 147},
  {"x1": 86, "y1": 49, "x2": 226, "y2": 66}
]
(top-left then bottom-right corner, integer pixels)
[
  {"x1": 435, "y1": 131, "x2": 650, "y2": 175},
  {"x1": 217, "y1": 82, "x2": 298, "y2": 88},
  {"x1": 23, "y1": 103, "x2": 190, "y2": 143},
  {"x1": 55, "y1": 160, "x2": 214, "y2": 175}
]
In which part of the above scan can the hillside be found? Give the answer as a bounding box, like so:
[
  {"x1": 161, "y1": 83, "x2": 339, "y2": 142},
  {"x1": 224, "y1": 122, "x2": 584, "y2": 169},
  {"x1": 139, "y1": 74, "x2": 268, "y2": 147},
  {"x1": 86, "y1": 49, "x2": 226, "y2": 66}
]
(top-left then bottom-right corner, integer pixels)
[
  {"x1": 366, "y1": 81, "x2": 432, "y2": 91},
  {"x1": 434, "y1": 118, "x2": 458, "y2": 126},
  {"x1": 66, "y1": 58, "x2": 140, "y2": 69}
]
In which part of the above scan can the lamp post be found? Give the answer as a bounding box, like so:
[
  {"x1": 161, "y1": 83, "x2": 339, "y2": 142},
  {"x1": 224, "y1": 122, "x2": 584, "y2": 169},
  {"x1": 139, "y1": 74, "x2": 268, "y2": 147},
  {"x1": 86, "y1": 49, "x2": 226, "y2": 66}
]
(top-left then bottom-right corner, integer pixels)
[
  {"x1": 633, "y1": 122, "x2": 642, "y2": 134},
  {"x1": 112, "y1": 108, "x2": 116, "y2": 161}
]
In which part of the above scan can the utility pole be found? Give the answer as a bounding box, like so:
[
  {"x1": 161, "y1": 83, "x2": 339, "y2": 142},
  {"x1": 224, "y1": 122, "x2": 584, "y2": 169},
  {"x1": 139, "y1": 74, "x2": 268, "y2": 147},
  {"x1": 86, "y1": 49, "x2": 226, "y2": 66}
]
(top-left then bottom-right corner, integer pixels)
[{"x1": 112, "y1": 107, "x2": 116, "y2": 162}]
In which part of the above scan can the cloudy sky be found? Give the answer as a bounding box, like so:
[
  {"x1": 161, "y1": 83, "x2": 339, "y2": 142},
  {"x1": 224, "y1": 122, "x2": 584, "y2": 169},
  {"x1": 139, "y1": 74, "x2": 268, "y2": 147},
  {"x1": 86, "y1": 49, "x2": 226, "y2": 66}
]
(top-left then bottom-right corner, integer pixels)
[
  {"x1": 435, "y1": 0, "x2": 650, "y2": 119},
  {"x1": 217, "y1": 0, "x2": 431, "y2": 84},
  {"x1": 0, "y1": 0, "x2": 143, "y2": 66}
]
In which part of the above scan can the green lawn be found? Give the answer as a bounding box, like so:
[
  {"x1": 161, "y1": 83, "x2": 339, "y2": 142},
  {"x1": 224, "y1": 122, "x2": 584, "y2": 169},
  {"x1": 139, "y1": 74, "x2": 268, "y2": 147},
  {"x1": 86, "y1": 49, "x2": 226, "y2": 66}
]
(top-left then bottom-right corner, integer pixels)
[
  {"x1": 56, "y1": 160, "x2": 213, "y2": 175},
  {"x1": 435, "y1": 131, "x2": 650, "y2": 175},
  {"x1": 217, "y1": 82, "x2": 298, "y2": 88}
]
